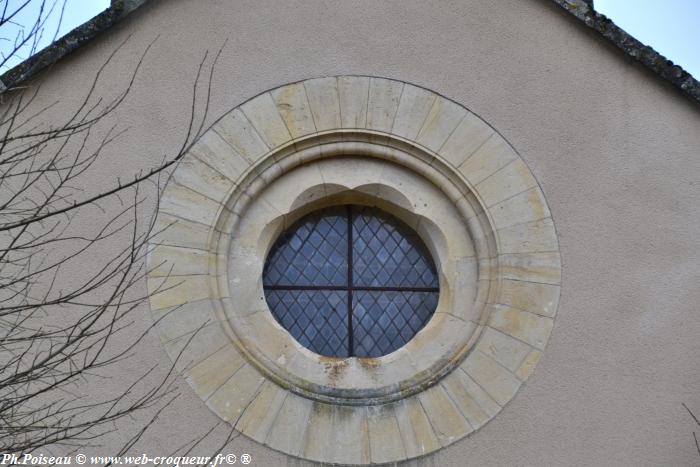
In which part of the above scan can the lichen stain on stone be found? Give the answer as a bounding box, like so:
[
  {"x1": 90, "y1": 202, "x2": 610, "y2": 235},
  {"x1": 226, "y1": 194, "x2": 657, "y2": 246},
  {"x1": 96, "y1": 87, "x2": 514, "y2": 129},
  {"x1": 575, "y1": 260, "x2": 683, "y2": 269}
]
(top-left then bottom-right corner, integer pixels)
[
  {"x1": 334, "y1": 404, "x2": 355, "y2": 422},
  {"x1": 526, "y1": 189, "x2": 548, "y2": 220},
  {"x1": 357, "y1": 357, "x2": 382, "y2": 382},
  {"x1": 319, "y1": 356, "x2": 348, "y2": 383}
]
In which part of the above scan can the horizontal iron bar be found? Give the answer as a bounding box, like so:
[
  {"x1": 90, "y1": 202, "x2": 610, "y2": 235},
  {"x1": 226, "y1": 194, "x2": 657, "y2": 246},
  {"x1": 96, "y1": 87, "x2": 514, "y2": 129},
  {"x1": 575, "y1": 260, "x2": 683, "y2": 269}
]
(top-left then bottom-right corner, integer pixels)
[{"x1": 263, "y1": 284, "x2": 439, "y2": 292}]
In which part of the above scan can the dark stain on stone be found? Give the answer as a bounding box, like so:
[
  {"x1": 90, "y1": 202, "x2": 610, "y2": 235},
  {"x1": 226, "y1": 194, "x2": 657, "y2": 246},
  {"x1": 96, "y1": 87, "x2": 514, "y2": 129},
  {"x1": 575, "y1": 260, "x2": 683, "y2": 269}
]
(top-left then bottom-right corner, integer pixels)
[{"x1": 319, "y1": 355, "x2": 348, "y2": 383}]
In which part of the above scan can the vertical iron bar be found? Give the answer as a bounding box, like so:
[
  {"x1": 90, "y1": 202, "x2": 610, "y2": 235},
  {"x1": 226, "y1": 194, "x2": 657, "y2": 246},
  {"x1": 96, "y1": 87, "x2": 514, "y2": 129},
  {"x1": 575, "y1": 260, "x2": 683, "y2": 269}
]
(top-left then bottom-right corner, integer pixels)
[{"x1": 346, "y1": 205, "x2": 354, "y2": 357}]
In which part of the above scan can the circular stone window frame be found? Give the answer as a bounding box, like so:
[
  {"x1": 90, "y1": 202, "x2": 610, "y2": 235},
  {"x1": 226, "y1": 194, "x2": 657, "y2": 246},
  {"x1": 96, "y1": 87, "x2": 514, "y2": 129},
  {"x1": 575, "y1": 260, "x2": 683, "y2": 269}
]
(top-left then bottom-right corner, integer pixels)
[{"x1": 147, "y1": 76, "x2": 561, "y2": 465}]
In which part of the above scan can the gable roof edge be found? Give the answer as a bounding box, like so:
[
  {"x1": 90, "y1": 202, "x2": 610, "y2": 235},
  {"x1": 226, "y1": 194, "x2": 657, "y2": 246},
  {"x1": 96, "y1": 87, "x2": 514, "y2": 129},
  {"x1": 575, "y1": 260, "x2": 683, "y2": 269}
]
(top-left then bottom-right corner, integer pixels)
[
  {"x1": 551, "y1": 0, "x2": 700, "y2": 105},
  {"x1": 0, "y1": 0, "x2": 150, "y2": 93},
  {"x1": 1, "y1": 0, "x2": 699, "y2": 107}
]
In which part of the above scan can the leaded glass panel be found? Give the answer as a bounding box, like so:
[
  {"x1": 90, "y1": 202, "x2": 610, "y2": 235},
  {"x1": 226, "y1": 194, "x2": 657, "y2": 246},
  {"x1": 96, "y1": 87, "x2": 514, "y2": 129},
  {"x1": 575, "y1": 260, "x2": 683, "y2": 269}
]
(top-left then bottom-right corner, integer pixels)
[{"x1": 262, "y1": 205, "x2": 439, "y2": 357}]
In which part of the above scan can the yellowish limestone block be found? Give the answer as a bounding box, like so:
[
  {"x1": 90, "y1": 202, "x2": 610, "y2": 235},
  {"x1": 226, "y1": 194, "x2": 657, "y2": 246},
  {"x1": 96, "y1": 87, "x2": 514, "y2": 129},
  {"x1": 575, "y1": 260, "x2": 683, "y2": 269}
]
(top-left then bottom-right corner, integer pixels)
[
  {"x1": 302, "y1": 401, "x2": 336, "y2": 462},
  {"x1": 453, "y1": 368, "x2": 502, "y2": 417},
  {"x1": 186, "y1": 344, "x2": 247, "y2": 400},
  {"x1": 497, "y1": 217, "x2": 559, "y2": 254},
  {"x1": 366, "y1": 78, "x2": 403, "y2": 132},
  {"x1": 461, "y1": 351, "x2": 521, "y2": 406},
  {"x1": 206, "y1": 363, "x2": 265, "y2": 423},
  {"x1": 235, "y1": 380, "x2": 288, "y2": 443},
  {"x1": 446, "y1": 256, "x2": 479, "y2": 321},
  {"x1": 265, "y1": 393, "x2": 314, "y2": 456},
  {"x1": 474, "y1": 327, "x2": 533, "y2": 372},
  {"x1": 499, "y1": 252, "x2": 562, "y2": 285},
  {"x1": 160, "y1": 183, "x2": 222, "y2": 226},
  {"x1": 235, "y1": 310, "x2": 299, "y2": 366},
  {"x1": 367, "y1": 404, "x2": 406, "y2": 464},
  {"x1": 188, "y1": 130, "x2": 251, "y2": 182},
  {"x1": 392, "y1": 83, "x2": 437, "y2": 140},
  {"x1": 476, "y1": 158, "x2": 538, "y2": 207},
  {"x1": 416, "y1": 97, "x2": 467, "y2": 153},
  {"x1": 241, "y1": 93, "x2": 292, "y2": 149},
  {"x1": 395, "y1": 397, "x2": 441, "y2": 458},
  {"x1": 439, "y1": 113, "x2": 494, "y2": 168},
  {"x1": 304, "y1": 77, "x2": 342, "y2": 132},
  {"x1": 304, "y1": 403, "x2": 369, "y2": 465},
  {"x1": 214, "y1": 109, "x2": 269, "y2": 164},
  {"x1": 488, "y1": 304, "x2": 554, "y2": 350},
  {"x1": 162, "y1": 324, "x2": 229, "y2": 373},
  {"x1": 454, "y1": 193, "x2": 482, "y2": 221},
  {"x1": 404, "y1": 313, "x2": 475, "y2": 373},
  {"x1": 440, "y1": 372, "x2": 490, "y2": 430},
  {"x1": 337, "y1": 76, "x2": 369, "y2": 128},
  {"x1": 172, "y1": 154, "x2": 236, "y2": 203},
  {"x1": 516, "y1": 349, "x2": 543, "y2": 380},
  {"x1": 498, "y1": 279, "x2": 560, "y2": 318},
  {"x1": 152, "y1": 213, "x2": 212, "y2": 251},
  {"x1": 147, "y1": 275, "x2": 211, "y2": 310},
  {"x1": 148, "y1": 244, "x2": 211, "y2": 277},
  {"x1": 318, "y1": 156, "x2": 387, "y2": 190},
  {"x1": 458, "y1": 136, "x2": 517, "y2": 186},
  {"x1": 271, "y1": 82, "x2": 316, "y2": 138},
  {"x1": 226, "y1": 274, "x2": 266, "y2": 318},
  {"x1": 417, "y1": 384, "x2": 472, "y2": 446},
  {"x1": 150, "y1": 298, "x2": 214, "y2": 343},
  {"x1": 490, "y1": 186, "x2": 551, "y2": 230}
]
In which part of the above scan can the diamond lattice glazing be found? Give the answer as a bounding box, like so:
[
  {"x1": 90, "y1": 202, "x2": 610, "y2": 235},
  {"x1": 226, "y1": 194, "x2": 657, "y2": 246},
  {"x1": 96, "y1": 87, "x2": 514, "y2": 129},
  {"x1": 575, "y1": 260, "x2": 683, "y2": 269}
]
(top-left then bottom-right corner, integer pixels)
[{"x1": 263, "y1": 205, "x2": 439, "y2": 357}]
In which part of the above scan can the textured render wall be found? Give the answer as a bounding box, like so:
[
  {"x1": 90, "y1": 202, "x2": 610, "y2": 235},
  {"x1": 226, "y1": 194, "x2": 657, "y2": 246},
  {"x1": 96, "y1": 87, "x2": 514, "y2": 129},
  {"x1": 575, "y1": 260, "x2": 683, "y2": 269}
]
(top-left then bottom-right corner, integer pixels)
[{"x1": 14, "y1": 0, "x2": 700, "y2": 465}]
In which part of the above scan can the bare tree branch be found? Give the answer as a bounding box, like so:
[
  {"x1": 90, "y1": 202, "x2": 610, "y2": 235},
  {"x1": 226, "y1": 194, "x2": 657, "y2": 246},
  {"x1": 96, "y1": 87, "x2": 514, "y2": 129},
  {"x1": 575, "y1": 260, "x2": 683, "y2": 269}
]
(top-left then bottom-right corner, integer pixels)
[{"x1": 0, "y1": 3, "x2": 228, "y2": 458}]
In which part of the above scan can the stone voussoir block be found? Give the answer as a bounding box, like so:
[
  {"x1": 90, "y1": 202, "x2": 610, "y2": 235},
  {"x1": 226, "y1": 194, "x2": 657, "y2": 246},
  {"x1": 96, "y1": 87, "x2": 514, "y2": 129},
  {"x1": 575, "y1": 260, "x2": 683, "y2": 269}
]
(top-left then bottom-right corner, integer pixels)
[
  {"x1": 186, "y1": 344, "x2": 247, "y2": 400},
  {"x1": 160, "y1": 182, "x2": 223, "y2": 227},
  {"x1": 152, "y1": 213, "x2": 213, "y2": 251},
  {"x1": 395, "y1": 397, "x2": 441, "y2": 459},
  {"x1": 271, "y1": 81, "x2": 317, "y2": 138},
  {"x1": 366, "y1": 77, "x2": 403, "y2": 133},
  {"x1": 147, "y1": 244, "x2": 212, "y2": 277},
  {"x1": 391, "y1": 83, "x2": 437, "y2": 140},
  {"x1": 438, "y1": 112, "x2": 494, "y2": 168},
  {"x1": 461, "y1": 350, "x2": 522, "y2": 407},
  {"x1": 416, "y1": 96, "x2": 468, "y2": 153},
  {"x1": 337, "y1": 75, "x2": 370, "y2": 129},
  {"x1": 214, "y1": 109, "x2": 269, "y2": 164},
  {"x1": 235, "y1": 379, "x2": 288, "y2": 444},
  {"x1": 304, "y1": 76, "x2": 342, "y2": 132},
  {"x1": 497, "y1": 278, "x2": 561, "y2": 318},
  {"x1": 206, "y1": 363, "x2": 265, "y2": 423},
  {"x1": 241, "y1": 92, "x2": 292, "y2": 149},
  {"x1": 367, "y1": 403, "x2": 407, "y2": 464},
  {"x1": 417, "y1": 384, "x2": 472, "y2": 447},
  {"x1": 189, "y1": 130, "x2": 252, "y2": 182},
  {"x1": 303, "y1": 402, "x2": 370, "y2": 465},
  {"x1": 489, "y1": 186, "x2": 551, "y2": 230},
  {"x1": 458, "y1": 135, "x2": 518, "y2": 186},
  {"x1": 487, "y1": 303, "x2": 555, "y2": 350},
  {"x1": 475, "y1": 158, "x2": 538, "y2": 208},
  {"x1": 172, "y1": 153, "x2": 237, "y2": 204},
  {"x1": 497, "y1": 217, "x2": 559, "y2": 254}
]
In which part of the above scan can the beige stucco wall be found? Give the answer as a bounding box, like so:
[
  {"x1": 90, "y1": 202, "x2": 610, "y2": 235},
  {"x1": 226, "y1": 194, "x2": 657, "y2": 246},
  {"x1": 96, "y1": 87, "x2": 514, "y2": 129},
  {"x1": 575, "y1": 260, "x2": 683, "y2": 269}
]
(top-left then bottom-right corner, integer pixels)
[{"x1": 13, "y1": 0, "x2": 700, "y2": 465}]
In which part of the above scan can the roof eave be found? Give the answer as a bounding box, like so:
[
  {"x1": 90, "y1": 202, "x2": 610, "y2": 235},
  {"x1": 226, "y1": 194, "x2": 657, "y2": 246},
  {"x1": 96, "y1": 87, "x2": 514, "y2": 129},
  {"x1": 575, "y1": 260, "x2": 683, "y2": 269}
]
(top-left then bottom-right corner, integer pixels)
[
  {"x1": 0, "y1": 0, "x2": 150, "y2": 93},
  {"x1": 2, "y1": 0, "x2": 699, "y2": 107},
  {"x1": 552, "y1": 0, "x2": 700, "y2": 105}
]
